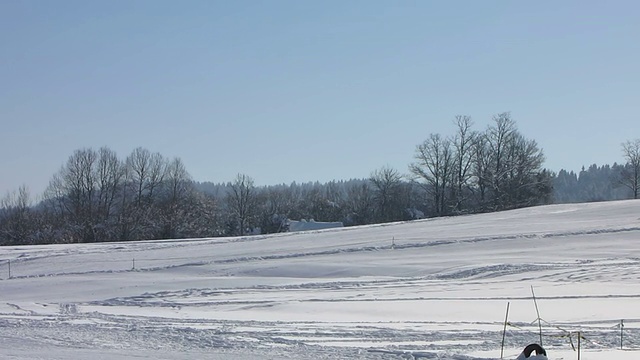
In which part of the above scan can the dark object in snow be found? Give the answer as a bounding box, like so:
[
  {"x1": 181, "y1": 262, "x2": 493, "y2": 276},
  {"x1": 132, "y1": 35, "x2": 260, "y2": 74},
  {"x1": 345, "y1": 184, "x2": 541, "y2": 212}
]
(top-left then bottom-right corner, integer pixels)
[{"x1": 516, "y1": 343, "x2": 547, "y2": 360}]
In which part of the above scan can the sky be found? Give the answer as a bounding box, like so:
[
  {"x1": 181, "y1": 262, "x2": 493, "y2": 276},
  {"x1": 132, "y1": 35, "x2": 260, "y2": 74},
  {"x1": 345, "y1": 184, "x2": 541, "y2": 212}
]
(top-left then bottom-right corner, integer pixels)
[{"x1": 1, "y1": 0, "x2": 639, "y2": 197}]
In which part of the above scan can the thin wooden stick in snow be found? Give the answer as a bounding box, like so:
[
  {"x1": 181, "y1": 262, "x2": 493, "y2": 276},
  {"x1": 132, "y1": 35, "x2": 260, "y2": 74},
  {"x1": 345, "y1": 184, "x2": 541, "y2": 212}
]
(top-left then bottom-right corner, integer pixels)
[
  {"x1": 501, "y1": 301, "x2": 510, "y2": 359},
  {"x1": 531, "y1": 285, "x2": 543, "y2": 346}
]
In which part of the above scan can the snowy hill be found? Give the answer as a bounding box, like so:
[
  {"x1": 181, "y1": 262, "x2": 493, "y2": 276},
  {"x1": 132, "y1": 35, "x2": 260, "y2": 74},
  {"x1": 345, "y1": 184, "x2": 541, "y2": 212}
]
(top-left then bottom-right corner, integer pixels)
[{"x1": 2, "y1": 200, "x2": 640, "y2": 359}]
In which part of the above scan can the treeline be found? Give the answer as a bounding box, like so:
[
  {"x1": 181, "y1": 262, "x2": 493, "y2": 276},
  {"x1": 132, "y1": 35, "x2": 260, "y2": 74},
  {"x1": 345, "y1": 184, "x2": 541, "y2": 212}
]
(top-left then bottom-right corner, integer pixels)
[
  {"x1": 0, "y1": 112, "x2": 579, "y2": 246},
  {"x1": 554, "y1": 139, "x2": 640, "y2": 203},
  {"x1": 0, "y1": 147, "x2": 219, "y2": 245},
  {"x1": 554, "y1": 163, "x2": 635, "y2": 203}
]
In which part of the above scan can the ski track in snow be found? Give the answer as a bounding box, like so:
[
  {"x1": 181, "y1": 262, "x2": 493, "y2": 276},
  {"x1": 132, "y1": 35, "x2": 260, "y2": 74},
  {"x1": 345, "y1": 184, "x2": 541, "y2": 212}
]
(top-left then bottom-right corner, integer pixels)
[{"x1": 2, "y1": 201, "x2": 640, "y2": 359}]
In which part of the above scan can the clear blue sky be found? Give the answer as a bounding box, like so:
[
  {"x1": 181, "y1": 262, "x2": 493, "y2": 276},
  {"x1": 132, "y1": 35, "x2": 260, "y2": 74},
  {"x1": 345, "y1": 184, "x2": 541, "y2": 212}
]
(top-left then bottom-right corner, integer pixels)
[{"x1": 1, "y1": 0, "x2": 639, "y2": 197}]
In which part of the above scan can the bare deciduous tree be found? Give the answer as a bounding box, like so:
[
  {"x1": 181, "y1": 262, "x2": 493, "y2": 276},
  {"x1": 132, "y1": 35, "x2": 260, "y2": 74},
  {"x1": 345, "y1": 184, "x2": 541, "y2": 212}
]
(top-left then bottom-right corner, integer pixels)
[
  {"x1": 370, "y1": 166, "x2": 403, "y2": 222},
  {"x1": 451, "y1": 115, "x2": 476, "y2": 212},
  {"x1": 95, "y1": 147, "x2": 124, "y2": 233},
  {"x1": 344, "y1": 182, "x2": 375, "y2": 225},
  {"x1": 485, "y1": 112, "x2": 517, "y2": 207},
  {"x1": 226, "y1": 174, "x2": 257, "y2": 236},
  {"x1": 503, "y1": 133, "x2": 547, "y2": 207},
  {"x1": 0, "y1": 185, "x2": 32, "y2": 245},
  {"x1": 410, "y1": 134, "x2": 453, "y2": 215},
  {"x1": 42, "y1": 148, "x2": 127, "y2": 242},
  {"x1": 159, "y1": 157, "x2": 194, "y2": 238},
  {"x1": 126, "y1": 147, "x2": 167, "y2": 206},
  {"x1": 124, "y1": 148, "x2": 168, "y2": 240},
  {"x1": 483, "y1": 113, "x2": 549, "y2": 209},
  {"x1": 621, "y1": 139, "x2": 640, "y2": 199},
  {"x1": 44, "y1": 148, "x2": 99, "y2": 242},
  {"x1": 471, "y1": 133, "x2": 491, "y2": 207}
]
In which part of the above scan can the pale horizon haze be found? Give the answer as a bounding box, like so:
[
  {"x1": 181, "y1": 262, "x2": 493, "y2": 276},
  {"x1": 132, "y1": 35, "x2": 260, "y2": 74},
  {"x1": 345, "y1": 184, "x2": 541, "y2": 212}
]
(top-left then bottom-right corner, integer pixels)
[{"x1": 1, "y1": 1, "x2": 639, "y2": 197}]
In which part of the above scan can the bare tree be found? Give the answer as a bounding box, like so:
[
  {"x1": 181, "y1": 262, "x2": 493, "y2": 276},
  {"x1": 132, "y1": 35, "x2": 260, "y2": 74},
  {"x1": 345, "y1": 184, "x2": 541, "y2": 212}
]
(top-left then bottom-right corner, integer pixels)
[
  {"x1": 158, "y1": 157, "x2": 194, "y2": 238},
  {"x1": 0, "y1": 185, "x2": 32, "y2": 245},
  {"x1": 483, "y1": 113, "x2": 549, "y2": 209},
  {"x1": 126, "y1": 147, "x2": 167, "y2": 206},
  {"x1": 258, "y1": 186, "x2": 291, "y2": 233},
  {"x1": 1, "y1": 185, "x2": 32, "y2": 210},
  {"x1": 621, "y1": 139, "x2": 640, "y2": 199},
  {"x1": 451, "y1": 115, "x2": 476, "y2": 212},
  {"x1": 124, "y1": 147, "x2": 168, "y2": 240},
  {"x1": 66, "y1": 148, "x2": 98, "y2": 221},
  {"x1": 95, "y1": 147, "x2": 124, "y2": 235},
  {"x1": 502, "y1": 133, "x2": 547, "y2": 207},
  {"x1": 370, "y1": 166, "x2": 403, "y2": 222},
  {"x1": 41, "y1": 148, "x2": 127, "y2": 242},
  {"x1": 344, "y1": 182, "x2": 375, "y2": 225},
  {"x1": 471, "y1": 133, "x2": 491, "y2": 208},
  {"x1": 44, "y1": 148, "x2": 99, "y2": 242},
  {"x1": 226, "y1": 174, "x2": 257, "y2": 236},
  {"x1": 18, "y1": 147, "x2": 226, "y2": 244},
  {"x1": 164, "y1": 158, "x2": 192, "y2": 206},
  {"x1": 485, "y1": 112, "x2": 517, "y2": 208},
  {"x1": 410, "y1": 134, "x2": 453, "y2": 216}
]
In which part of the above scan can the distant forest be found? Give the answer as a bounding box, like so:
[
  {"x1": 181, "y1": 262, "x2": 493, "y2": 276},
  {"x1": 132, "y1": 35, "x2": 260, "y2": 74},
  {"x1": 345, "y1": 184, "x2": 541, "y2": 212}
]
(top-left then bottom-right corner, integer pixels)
[
  {"x1": 1, "y1": 113, "x2": 639, "y2": 246},
  {"x1": 554, "y1": 164, "x2": 635, "y2": 203}
]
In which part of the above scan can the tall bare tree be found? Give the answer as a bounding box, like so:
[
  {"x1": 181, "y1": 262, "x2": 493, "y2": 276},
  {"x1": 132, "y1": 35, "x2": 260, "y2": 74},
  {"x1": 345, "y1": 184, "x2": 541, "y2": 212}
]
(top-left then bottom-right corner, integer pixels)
[
  {"x1": 344, "y1": 182, "x2": 375, "y2": 225},
  {"x1": 95, "y1": 147, "x2": 124, "y2": 234},
  {"x1": 486, "y1": 112, "x2": 517, "y2": 207},
  {"x1": 43, "y1": 148, "x2": 99, "y2": 242},
  {"x1": 451, "y1": 115, "x2": 476, "y2": 212},
  {"x1": 124, "y1": 148, "x2": 168, "y2": 240},
  {"x1": 226, "y1": 174, "x2": 257, "y2": 236},
  {"x1": 621, "y1": 139, "x2": 640, "y2": 199},
  {"x1": 41, "y1": 147, "x2": 127, "y2": 242},
  {"x1": 471, "y1": 133, "x2": 491, "y2": 208},
  {"x1": 483, "y1": 113, "x2": 549, "y2": 209},
  {"x1": 370, "y1": 166, "x2": 403, "y2": 222},
  {"x1": 126, "y1": 147, "x2": 167, "y2": 206},
  {"x1": 410, "y1": 134, "x2": 453, "y2": 215},
  {"x1": 502, "y1": 133, "x2": 547, "y2": 207},
  {"x1": 159, "y1": 157, "x2": 193, "y2": 238}
]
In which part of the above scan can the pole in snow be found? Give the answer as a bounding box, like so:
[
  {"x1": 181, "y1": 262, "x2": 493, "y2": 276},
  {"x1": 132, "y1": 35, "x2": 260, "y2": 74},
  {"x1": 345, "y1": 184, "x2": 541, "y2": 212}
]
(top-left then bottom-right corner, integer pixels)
[
  {"x1": 621, "y1": 319, "x2": 624, "y2": 350},
  {"x1": 531, "y1": 286, "x2": 543, "y2": 347},
  {"x1": 500, "y1": 302, "x2": 510, "y2": 359},
  {"x1": 577, "y1": 331, "x2": 581, "y2": 360}
]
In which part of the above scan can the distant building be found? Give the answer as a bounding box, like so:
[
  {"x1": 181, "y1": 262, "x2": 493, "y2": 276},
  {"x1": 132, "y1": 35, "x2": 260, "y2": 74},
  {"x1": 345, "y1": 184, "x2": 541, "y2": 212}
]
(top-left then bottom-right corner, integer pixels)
[{"x1": 287, "y1": 219, "x2": 344, "y2": 232}]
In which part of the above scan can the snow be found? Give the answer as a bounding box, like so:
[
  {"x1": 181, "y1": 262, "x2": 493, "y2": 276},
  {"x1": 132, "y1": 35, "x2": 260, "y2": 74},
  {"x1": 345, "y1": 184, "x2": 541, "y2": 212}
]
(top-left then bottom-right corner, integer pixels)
[{"x1": 2, "y1": 200, "x2": 640, "y2": 359}]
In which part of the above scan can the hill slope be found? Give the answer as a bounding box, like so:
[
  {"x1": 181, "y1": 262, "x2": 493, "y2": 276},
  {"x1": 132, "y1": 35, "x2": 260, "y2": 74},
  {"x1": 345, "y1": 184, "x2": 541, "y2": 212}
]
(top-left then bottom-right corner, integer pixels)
[{"x1": 2, "y1": 200, "x2": 640, "y2": 359}]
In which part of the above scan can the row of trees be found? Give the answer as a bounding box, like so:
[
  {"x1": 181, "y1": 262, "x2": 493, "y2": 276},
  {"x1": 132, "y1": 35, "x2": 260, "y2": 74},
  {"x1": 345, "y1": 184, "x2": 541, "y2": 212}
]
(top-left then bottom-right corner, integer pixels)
[
  {"x1": 2, "y1": 113, "x2": 638, "y2": 246},
  {"x1": 410, "y1": 113, "x2": 551, "y2": 215},
  {"x1": 0, "y1": 147, "x2": 217, "y2": 245}
]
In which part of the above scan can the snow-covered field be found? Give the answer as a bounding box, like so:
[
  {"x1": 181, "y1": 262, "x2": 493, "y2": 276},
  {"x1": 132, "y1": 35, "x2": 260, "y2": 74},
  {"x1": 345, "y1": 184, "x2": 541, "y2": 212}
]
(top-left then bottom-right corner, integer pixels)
[{"x1": 2, "y1": 200, "x2": 640, "y2": 359}]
